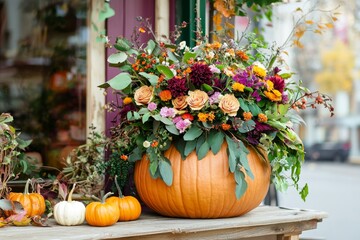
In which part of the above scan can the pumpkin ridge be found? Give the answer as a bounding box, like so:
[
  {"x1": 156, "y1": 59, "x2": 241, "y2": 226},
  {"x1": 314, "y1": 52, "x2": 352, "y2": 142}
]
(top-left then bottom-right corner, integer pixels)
[{"x1": 177, "y1": 153, "x2": 190, "y2": 217}]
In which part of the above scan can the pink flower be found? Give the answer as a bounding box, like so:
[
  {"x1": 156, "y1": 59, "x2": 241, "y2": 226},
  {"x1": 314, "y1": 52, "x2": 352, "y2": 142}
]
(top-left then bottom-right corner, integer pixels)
[
  {"x1": 175, "y1": 119, "x2": 192, "y2": 133},
  {"x1": 160, "y1": 107, "x2": 176, "y2": 118},
  {"x1": 147, "y1": 102, "x2": 157, "y2": 111}
]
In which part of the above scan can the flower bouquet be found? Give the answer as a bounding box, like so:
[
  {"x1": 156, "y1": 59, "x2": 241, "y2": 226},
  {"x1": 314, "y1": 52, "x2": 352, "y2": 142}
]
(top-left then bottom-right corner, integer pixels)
[{"x1": 100, "y1": 18, "x2": 333, "y2": 218}]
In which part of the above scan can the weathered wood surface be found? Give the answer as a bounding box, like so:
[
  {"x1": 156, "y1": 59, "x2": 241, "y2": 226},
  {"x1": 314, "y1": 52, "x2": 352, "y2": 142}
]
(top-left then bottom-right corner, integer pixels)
[{"x1": 1, "y1": 206, "x2": 327, "y2": 240}]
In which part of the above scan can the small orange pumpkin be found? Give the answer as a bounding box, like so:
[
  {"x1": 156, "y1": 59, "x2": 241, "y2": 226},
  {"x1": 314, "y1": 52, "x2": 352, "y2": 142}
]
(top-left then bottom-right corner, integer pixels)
[
  {"x1": 85, "y1": 192, "x2": 120, "y2": 227},
  {"x1": 7, "y1": 179, "x2": 46, "y2": 217},
  {"x1": 106, "y1": 176, "x2": 141, "y2": 221}
]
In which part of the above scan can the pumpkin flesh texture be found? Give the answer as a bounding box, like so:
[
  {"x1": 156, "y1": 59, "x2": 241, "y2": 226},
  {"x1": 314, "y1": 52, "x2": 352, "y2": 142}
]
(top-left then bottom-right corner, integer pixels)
[
  {"x1": 7, "y1": 192, "x2": 46, "y2": 217},
  {"x1": 134, "y1": 142, "x2": 271, "y2": 218},
  {"x1": 85, "y1": 202, "x2": 119, "y2": 227},
  {"x1": 106, "y1": 196, "x2": 141, "y2": 221},
  {"x1": 54, "y1": 201, "x2": 85, "y2": 226}
]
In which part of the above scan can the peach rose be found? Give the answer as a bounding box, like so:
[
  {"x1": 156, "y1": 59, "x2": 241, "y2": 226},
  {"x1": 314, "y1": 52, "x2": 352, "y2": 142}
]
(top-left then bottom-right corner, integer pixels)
[
  {"x1": 172, "y1": 96, "x2": 188, "y2": 110},
  {"x1": 134, "y1": 86, "x2": 154, "y2": 105},
  {"x1": 219, "y1": 94, "x2": 240, "y2": 116},
  {"x1": 186, "y1": 90, "x2": 209, "y2": 110}
]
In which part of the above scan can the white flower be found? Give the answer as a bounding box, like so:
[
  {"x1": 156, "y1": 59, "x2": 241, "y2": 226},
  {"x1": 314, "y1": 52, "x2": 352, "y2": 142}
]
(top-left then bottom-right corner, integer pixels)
[
  {"x1": 209, "y1": 64, "x2": 220, "y2": 74},
  {"x1": 143, "y1": 141, "x2": 151, "y2": 148},
  {"x1": 208, "y1": 51, "x2": 215, "y2": 59},
  {"x1": 179, "y1": 41, "x2": 186, "y2": 50}
]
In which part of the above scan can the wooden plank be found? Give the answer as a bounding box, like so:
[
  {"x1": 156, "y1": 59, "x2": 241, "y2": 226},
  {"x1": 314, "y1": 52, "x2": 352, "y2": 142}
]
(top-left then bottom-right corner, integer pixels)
[
  {"x1": 0, "y1": 206, "x2": 327, "y2": 240},
  {"x1": 86, "y1": 0, "x2": 106, "y2": 135}
]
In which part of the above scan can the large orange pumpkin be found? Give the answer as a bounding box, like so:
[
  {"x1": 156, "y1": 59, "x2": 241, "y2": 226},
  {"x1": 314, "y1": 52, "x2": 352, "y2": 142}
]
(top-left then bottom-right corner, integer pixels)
[
  {"x1": 134, "y1": 142, "x2": 270, "y2": 218},
  {"x1": 7, "y1": 179, "x2": 46, "y2": 217}
]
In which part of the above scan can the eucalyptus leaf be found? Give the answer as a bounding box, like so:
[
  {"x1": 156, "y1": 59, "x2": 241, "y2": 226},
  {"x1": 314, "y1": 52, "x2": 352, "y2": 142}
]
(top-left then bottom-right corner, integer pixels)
[
  {"x1": 183, "y1": 125, "x2": 203, "y2": 141},
  {"x1": 142, "y1": 112, "x2": 151, "y2": 123},
  {"x1": 184, "y1": 140, "x2": 197, "y2": 156},
  {"x1": 182, "y1": 52, "x2": 197, "y2": 63},
  {"x1": 149, "y1": 161, "x2": 158, "y2": 176},
  {"x1": 159, "y1": 159, "x2": 173, "y2": 186},
  {"x1": 98, "y1": 72, "x2": 132, "y2": 90},
  {"x1": 98, "y1": 2, "x2": 115, "y2": 21},
  {"x1": 165, "y1": 124, "x2": 180, "y2": 135},
  {"x1": 145, "y1": 40, "x2": 156, "y2": 55},
  {"x1": 197, "y1": 141, "x2": 210, "y2": 160},
  {"x1": 107, "y1": 52, "x2": 127, "y2": 64},
  {"x1": 139, "y1": 72, "x2": 159, "y2": 86},
  {"x1": 235, "y1": 179, "x2": 248, "y2": 199},
  {"x1": 208, "y1": 131, "x2": 224, "y2": 155}
]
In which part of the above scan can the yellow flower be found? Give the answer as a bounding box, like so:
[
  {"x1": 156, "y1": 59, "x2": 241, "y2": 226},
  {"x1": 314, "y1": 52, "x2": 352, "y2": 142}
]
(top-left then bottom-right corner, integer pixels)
[
  {"x1": 123, "y1": 97, "x2": 132, "y2": 105},
  {"x1": 197, "y1": 113, "x2": 208, "y2": 122},
  {"x1": 219, "y1": 94, "x2": 240, "y2": 116},
  {"x1": 264, "y1": 90, "x2": 282, "y2": 102},
  {"x1": 232, "y1": 82, "x2": 245, "y2": 92},
  {"x1": 208, "y1": 112, "x2": 215, "y2": 122},
  {"x1": 134, "y1": 86, "x2": 154, "y2": 105},
  {"x1": 253, "y1": 62, "x2": 267, "y2": 78},
  {"x1": 186, "y1": 90, "x2": 209, "y2": 110}
]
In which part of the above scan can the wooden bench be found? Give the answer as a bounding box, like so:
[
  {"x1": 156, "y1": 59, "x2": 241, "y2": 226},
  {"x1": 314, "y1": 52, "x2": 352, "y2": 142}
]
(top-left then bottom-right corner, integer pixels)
[{"x1": 1, "y1": 206, "x2": 327, "y2": 240}]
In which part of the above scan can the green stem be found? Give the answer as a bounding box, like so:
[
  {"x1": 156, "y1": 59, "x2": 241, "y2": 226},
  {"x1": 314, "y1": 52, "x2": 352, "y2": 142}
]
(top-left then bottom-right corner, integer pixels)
[{"x1": 114, "y1": 175, "x2": 124, "y2": 198}]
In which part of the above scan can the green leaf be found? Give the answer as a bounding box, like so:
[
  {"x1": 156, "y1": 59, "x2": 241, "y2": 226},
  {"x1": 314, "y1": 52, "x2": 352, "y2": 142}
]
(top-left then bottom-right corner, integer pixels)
[
  {"x1": 156, "y1": 65, "x2": 174, "y2": 79},
  {"x1": 201, "y1": 84, "x2": 214, "y2": 92},
  {"x1": 98, "y1": 72, "x2": 132, "y2": 90},
  {"x1": 183, "y1": 125, "x2": 203, "y2": 141},
  {"x1": 174, "y1": 138, "x2": 186, "y2": 160},
  {"x1": 114, "y1": 38, "x2": 132, "y2": 51},
  {"x1": 167, "y1": 49, "x2": 179, "y2": 62},
  {"x1": 149, "y1": 161, "x2": 158, "y2": 176},
  {"x1": 234, "y1": 169, "x2": 245, "y2": 185},
  {"x1": 142, "y1": 112, "x2": 151, "y2": 123},
  {"x1": 208, "y1": 130, "x2": 224, "y2": 155},
  {"x1": 145, "y1": 39, "x2": 156, "y2": 55},
  {"x1": 165, "y1": 124, "x2": 180, "y2": 135},
  {"x1": 160, "y1": 117, "x2": 173, "y2": 125},
  {"x1": 197, "y1": 141, "x2": 210, "y2": 160},
  {"x1": 300, "y1": 183, "x2": 309, "y2": 201},
  {"x1": 182, "y1": 52, "x2": 197, "y2": 63},
  {"x1": 98, "y1": 2, "x2": 115, "y2": 21},
  {"x1": 238, "y1": 120, "x2": 256, "y2": 133},
  {"x1": 17, "y1": 138, "x2": 32, "y2": 149},
  {"x1": 159, "y1": 159, "x2": 173, "y2": 186},
  {"x1": 128, "y1": 147, "x2": 143, "y2": 162},
  {"x1": 184, "y1": 140, "x2": 197, "y2": 156},
  {"x1": 127, "y1": 111, "x2": 133, "y2": 120},
  {"x1": 139, "y1": 72, "x2": 159, "y2": 86},
  {"x1": 280, "y1": 73, "x2": 293, "y2": 79},
  {"x1": 228, "y1": 151, "x2": 237, "y2": 173},
  {"x1": 107, "y1": 52, "x2": 127, "y2": 64},
  {"x1": 238, "y1": 98, "x2": 249, "y2": 112},
  {"x1": 138, "y1": 108, "x2": 150, "y2": 115},
  {"x1": 235, "y1": 178, "x2": 248, "y2": 199},
  {"x1": 248, "y1": 103, "x2": 261, "y2": 116}
]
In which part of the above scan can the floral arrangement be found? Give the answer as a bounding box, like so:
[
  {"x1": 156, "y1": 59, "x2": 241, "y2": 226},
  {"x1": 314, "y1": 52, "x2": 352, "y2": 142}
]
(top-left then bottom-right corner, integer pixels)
[{"x1": 100, "y1": 18, "x2": 333, "y2": 200}]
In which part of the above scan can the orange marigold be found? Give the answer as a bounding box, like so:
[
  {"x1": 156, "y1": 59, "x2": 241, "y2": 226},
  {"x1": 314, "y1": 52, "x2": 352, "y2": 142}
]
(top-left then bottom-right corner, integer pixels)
[
  {"x1": 120, "y1": 155, "x2": 128, "y2": 161},
  {"x1": 258, "y1": 113, "x2": 268, "y2": 123},
  {"x1": 182, "y1": 113, "x2": 194, "y2": 121},
  {"x1": 159, "y1": 90, "x2": 172, "y2": 101},
  {"x1": 236, "y1": 50, "x2": 249, "y2": 61},
  {"x1": 232, "y1": 82, "x2": 245, "y2": 92},
  {"x1": 221, "y1": 123, "x2": 231, "y2": 131},
  {"x1": 243, "y1": 112, "x2": 253, "y2": 121},
  {"x1": 123, "y1": 97, "x2": 133, "y2": 105},
  {"x1": 198, "y1": 113, "x2": 208, "y2": 122},
  {"x1": 208, "y1": 112, "x2": 215, "y2": 122}
]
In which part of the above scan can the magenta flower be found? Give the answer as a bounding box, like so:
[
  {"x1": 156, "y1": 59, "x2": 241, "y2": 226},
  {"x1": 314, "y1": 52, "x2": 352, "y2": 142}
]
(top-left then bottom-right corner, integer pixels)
[{"x1": 172, "y1": 116, "x2": 182, "y2": 124}]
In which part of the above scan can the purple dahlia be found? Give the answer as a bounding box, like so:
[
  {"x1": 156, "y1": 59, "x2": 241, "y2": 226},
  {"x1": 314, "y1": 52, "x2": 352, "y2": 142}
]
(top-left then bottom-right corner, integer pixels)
[{"x1": 189, "y1": 63, "x2": 213, "y2": 88}]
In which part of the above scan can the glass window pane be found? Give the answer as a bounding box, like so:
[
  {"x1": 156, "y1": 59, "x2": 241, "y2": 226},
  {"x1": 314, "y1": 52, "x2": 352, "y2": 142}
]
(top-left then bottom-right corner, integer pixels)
[{"x1": 0, "y1": 0, "x2": 88, "y2": 174}]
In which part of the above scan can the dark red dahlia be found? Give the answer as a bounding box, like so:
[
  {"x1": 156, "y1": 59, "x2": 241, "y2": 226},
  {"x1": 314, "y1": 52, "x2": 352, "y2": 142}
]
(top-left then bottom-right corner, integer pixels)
[
  {"x1": 167, "y1": 77, "x2": 189, "y2": 98},
  {"x1": 267, "y1": 75, "x2": 285, "y2": 93},
  {"x1": 189, "y1": 63, "x2": 213, "y2": 88}
]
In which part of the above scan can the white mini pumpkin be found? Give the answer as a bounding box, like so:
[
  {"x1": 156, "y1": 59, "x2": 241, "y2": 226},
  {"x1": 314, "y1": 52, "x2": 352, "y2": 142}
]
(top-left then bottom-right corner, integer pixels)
[{"x1": 54, "y1": 183, "x2": 85, "y2": 226}]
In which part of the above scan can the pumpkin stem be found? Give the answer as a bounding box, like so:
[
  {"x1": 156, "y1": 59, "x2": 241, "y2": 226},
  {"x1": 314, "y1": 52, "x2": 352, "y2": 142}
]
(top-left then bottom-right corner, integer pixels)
[
  {"x1": 102, "y1": 192, "x2": 114, "y2": 203},
  {"x1": 114, "y1": 175, "x2": 124, "y2": 198},
  {"x1": 24, "y1": 179, "x2": 31, "y2": 195},
  {"x1": 67, "y1": 183, "x2": 76, "y2": 202}
]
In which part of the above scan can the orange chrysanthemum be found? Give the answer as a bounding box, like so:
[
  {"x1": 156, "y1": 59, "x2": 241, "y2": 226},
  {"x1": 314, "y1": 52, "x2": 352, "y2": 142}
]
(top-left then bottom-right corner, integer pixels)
[
  {"x1": 120, "y1": 155, "x2": 128, "y2": 161},
  {"x1": 243, "y1": 112, "x2": 253, "y2": 121},
  {"x1": 159, "y1": 90, "x2": 172, "y2": 101},
  {"x1": 221, "y1": 123, "x2": 231, "y2": 131},
  {"x1": 198, "y1": 113, "x2": 208, "y2": 122},
  {"x1": 123, "y1": 97, "x2": 133, "y2": 105},
  {"x1": 258, "y1": 113, "x2": 268, "y2": 123}
]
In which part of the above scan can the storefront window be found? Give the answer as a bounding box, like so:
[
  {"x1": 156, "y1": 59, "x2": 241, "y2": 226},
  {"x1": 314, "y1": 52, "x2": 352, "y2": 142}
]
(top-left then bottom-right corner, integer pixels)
[{"x1": 0, "y1": 0, "x2": 88, "y2": 174}]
